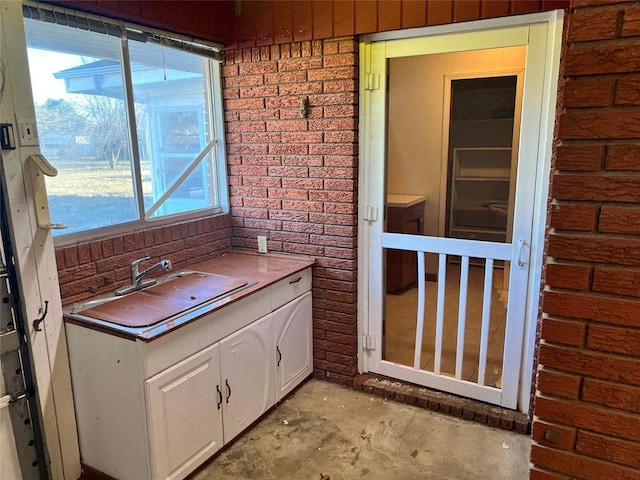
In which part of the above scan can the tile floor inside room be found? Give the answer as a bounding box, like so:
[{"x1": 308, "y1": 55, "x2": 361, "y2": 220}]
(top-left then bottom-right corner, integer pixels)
[
  {"x1": 193, "y1": 379, "x2": 531, "y2": 480},
  {"x1": 385, "y1": 262, "x2": 509, "y2": 387}
]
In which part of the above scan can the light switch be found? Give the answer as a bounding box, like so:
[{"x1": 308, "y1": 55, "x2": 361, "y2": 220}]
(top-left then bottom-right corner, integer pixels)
[{"x1": 16, "y1": 117, "x2": 39, "y2": 146}]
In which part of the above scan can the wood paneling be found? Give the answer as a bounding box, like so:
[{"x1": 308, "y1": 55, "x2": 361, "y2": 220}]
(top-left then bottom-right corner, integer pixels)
[
  {"x1": 402, "y1": 0, "x2": 427, "y2": 29},
  {"x1": 333, "y1": 0, "x2": 355, "y2": 37},
  {"x1": 313, "y1": 1, "x2": 333, "y2": 39},
  {"x1": 292, "y1": 0, "x2": 313, "y2": 41},
  {"x1": 255, "y1": 1, "x2": 274, "y2": 46},
  {"x1": 378, "y1": 0, "x2": 401, "y2": 32},
  {"x1": 118, "y1": 1, "x2": 141, "y2": 18},
  {"x1": 47, "y1": 0, "x2": 568, "y2": 47},
  {"x1": 273, "y1": 1, "x2": 293, "y2": 44},
  {"x1": 355, "y1": 0, "x2": 377, "y2": 34},
  {"x1": 159, "y1": 1, "x2": 179, "y2": 26},
  {"x1": 454, "y1": 0, "x2": 480, "y2": 22},
  {"x1": 481, "y1": 0, "x2": 510, "y2": 18},
  {"x1": 511, "y1": 0, "x2": 542, "y2": 14},
  {"x1": 139, "y1": 0, "x2": 163, "y2": 24},
  {"x1": 237, "y1": 0, "x2": 256, "y2": 47},
  {"x1": 427, "y1": 0, "x2": 453, "y2": 25}
]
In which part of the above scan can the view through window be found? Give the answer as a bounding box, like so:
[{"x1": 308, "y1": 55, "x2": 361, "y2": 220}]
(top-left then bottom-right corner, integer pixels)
[{"x1": 24, "y1": 17, "x2": 225, "y2": 237}]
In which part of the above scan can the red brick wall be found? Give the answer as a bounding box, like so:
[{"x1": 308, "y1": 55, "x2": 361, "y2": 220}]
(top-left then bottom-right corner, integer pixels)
[
  {"x1": 56, "y1": 215, "x2": 232, "y2": 304},
  {"x1": 532, "y1": 1, "x2": 640, "y2": 478},
  {"x1": 222, "y1": 39, "x2": 359, "y2": 385}
]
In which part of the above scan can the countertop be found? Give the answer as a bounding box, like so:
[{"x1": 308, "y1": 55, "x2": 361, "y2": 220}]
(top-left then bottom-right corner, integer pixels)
[
  {"x1": 386, "y1": 194, "x2": 428, "y2": 208},
  {"x1": 63, "y1": 250, "x2": 315, "y2": 341}
]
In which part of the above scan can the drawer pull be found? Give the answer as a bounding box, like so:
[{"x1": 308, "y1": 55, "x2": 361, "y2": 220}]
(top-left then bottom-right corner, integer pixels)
[
  {"x1": 216, "y1": 385, "x2": 222, "y2": 410},
  {"x1": 225, "y1": 379, "x2": 231, "y2": 403},
  {"x1": 289, "y1": 276, "x2": 302, "y2": 285},
  {"x1": 276, "y1": 346, "x2": 282, "y2": 367}
]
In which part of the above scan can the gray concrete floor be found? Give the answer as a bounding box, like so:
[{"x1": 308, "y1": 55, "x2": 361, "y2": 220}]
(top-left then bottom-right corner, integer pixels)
[{"x1": 193, "y1": 379, "x2": 531, "y2": 480}]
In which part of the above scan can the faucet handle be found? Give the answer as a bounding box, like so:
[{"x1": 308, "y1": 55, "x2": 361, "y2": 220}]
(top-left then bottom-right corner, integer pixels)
[{"x1": 131, "y1": 256, "x2": 150, "y2": 273}]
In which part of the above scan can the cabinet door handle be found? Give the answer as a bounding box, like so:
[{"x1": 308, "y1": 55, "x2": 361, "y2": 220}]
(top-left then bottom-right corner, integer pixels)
[
  {"x1": 289, "y1": 276, "x2": 302, "y2": 285},
  {"x1": 276, "y1": 346, "x2": 282, "y2": 367},
  {"x1": 225, "y1": 379, "x2": 231, "y2": 403},
  {"x1": 216, "y1": 385, "x2": 222, "y2": 410}
]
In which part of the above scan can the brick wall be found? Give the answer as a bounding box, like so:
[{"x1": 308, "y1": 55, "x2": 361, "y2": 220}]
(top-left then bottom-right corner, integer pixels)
[
  {"x1": 222, "y1": 39, "x2": 359, "y2": 385},
  {"x1": 55, "y1": 215, "x2": 232, "y2": 304},
  {"x1": 532, "y1": 1, "x2": 640, "y2": 478}
]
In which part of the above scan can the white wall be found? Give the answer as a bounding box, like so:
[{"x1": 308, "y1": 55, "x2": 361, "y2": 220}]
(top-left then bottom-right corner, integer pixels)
[{"x1": 386, "y1": 46, "x2": 526, "y2": 257}]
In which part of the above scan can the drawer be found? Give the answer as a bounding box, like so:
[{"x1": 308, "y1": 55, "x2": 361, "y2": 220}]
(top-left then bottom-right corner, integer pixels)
[
  {"x1": 142, "y1": 286, "x2": 272, "y2": 378},
  {"x1": 272, "y1": 268, "x2": 312, "y2": 310}
]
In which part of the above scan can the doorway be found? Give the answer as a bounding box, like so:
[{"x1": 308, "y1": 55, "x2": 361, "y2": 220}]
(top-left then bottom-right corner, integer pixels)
[{"x1": 359, "y1": 14, "x2": 563, "y2": 412}]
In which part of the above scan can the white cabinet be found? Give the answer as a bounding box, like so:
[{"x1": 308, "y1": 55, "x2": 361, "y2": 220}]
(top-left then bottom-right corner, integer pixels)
[
  {"x1": 146, "y1": 344, "x2": 223, "y2": 480},
  {"x1": 219, "y1": 314, "x2": 275, "y2": 441},
  {"x1": 275, "y1": 291, "x2": 313, "y2": 401},
  {"x1": 65, "y1": 266, "x2": 313, "y2": 480}
]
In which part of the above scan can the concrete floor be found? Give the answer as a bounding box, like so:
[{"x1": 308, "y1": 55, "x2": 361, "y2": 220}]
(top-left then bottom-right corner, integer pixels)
[{"x1": 193, "y1": 379, "x2": 531, "y2": 480}]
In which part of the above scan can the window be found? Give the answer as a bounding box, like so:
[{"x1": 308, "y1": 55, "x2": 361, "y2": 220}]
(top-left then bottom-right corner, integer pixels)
[{"x1": 23, "y1": 15, "x2": 227, "y2": 238}]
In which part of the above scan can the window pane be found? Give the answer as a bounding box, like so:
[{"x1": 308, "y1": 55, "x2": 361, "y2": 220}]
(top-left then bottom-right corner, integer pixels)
[
  {"x1": 24, "y1": 19, "x2": 138, "y2": 235},
  {"x1": 128, "y1": 41, "x2": 218, "y2": 218}
]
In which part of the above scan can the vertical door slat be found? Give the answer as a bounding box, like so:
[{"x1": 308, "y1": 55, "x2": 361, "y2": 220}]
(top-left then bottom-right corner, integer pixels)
[
  {"x1": 477, "y1": 259, "x2": 494, "y2": 385},
  {"x1": 434, "y1": 254, "x2": 447, "y2": 375},
  {"x1": 455, "y1": 256, "x2": 470, "y2": 379},
  {"x1": 413, "y1": 252, "x2": 426, "y2": 369}
]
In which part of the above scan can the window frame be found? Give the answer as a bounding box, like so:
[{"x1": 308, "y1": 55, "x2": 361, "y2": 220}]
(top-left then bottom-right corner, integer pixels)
[{"x1": 23, "y1": 7, "x2": 229, "y2": 246}]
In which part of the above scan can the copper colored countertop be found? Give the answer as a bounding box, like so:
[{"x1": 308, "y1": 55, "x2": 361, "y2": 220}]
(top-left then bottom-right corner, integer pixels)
[
  {"x1": 63, "y1": 250, "x2": 315, "y2": 341},
  {"x1": 190, "y1": 250, "x2": 314, "y2": 297}
]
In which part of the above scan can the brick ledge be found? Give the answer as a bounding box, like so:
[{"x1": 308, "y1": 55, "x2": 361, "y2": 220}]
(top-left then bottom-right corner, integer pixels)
[{"x1": 353, "y1": 373, "x2": 530, "y2": 434}]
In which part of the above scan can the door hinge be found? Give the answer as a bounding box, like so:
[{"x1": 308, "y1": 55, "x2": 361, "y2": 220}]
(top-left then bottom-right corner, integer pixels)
[
  {"x1": 364, "y1": 206, "x2": 378, "y2": 222},
  {"x1": 365, "y1": 73, "x2": 380, "y2": 91},
  {"x1": 363, "y1": 335, "x2": 376, "y2": 351}
]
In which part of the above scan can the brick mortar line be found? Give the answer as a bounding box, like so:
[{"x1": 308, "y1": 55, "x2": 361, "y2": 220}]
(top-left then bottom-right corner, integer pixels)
[{"x1": 352, "y1": 373, "x2": 530, "y2": 434}]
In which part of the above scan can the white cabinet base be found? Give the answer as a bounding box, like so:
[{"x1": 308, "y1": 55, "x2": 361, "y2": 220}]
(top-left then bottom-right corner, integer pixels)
[{"x1": 65, "y1": 267, "x2": 312, "y2": 480}]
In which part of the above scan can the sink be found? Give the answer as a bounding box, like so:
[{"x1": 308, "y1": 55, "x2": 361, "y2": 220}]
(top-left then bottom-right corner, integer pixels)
[
  {"x1": 69, "y1": 270, "x2": 200, "y2": 313},
  {"x1": 69, "y1": 270, "x2": 253, "y2": 328}
]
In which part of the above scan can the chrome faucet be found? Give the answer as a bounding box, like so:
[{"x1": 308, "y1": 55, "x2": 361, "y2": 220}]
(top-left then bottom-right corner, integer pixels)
[{"x1": 114, "y1": 256, "x2": 173, "y2": 296}]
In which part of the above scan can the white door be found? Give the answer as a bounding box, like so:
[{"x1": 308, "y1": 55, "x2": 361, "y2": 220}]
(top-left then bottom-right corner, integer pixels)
[
  {"x1": 146, "y1": 343, "x2": 224, "y2": 480},
  {"x1": 219, "y1": 313, "x2": 275, "y2": 441},
  {"x1": 274, "y1": 292, "x2": 313, "y2": 401},
  {"x1": 360, "y1": 17, "x2": 561, "y2": 410}
]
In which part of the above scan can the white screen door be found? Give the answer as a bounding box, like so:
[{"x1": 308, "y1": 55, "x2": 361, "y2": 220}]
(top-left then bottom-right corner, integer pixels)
[{"x1": 361, "y1": 20, "x2": 555, "y2": 410}]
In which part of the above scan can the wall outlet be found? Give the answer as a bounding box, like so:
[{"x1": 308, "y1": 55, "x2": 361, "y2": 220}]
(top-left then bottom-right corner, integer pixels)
[{"x1": 257, "y1": 236, "x2": 268, "y2": 254}]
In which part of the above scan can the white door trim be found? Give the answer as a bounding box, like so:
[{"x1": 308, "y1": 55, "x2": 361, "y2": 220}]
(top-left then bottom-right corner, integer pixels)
[
  {"x1": 357, "y1": 10, "x2": 564, "y2": 413},
  {"x1": 439, "y1": 68, "x2": 525, "y2": 239}
]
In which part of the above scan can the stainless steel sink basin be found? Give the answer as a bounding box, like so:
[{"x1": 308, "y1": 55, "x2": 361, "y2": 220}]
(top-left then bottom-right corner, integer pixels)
[
  {"x1": 68, "y1": 269, "x2": 255, "y2": 314},
  {"x1": 69, "y1": 270, "x2": 203, "y2": 314}
]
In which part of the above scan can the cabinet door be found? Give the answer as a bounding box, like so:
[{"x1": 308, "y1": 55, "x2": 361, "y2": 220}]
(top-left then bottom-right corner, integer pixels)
[
  {"x1": 219, "y1": 314, "x2": 275, "y2": 441},
  {"x1": 274, "y1": 291, "x2": 313, "y2": 401},
  {"x1": 146, "y1": 343, "x2": 223, "y2": 480}
]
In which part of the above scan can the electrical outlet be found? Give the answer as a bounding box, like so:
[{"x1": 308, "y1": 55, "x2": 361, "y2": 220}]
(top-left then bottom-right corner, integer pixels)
[{"x1": 257, "y1": 236, "x2": 267, "y2": 254}]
